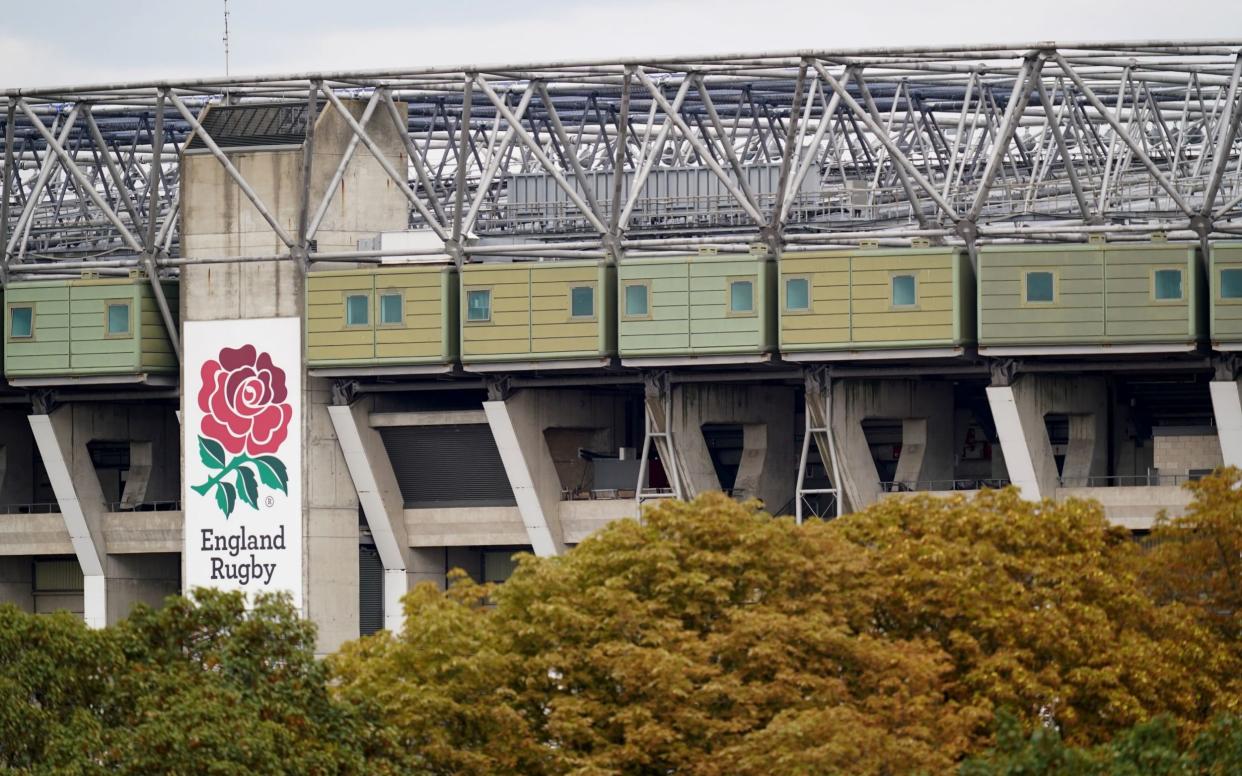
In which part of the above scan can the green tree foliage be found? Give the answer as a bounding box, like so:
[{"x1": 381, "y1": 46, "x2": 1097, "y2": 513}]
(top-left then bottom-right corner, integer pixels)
[
  {"x1": 0, "y1": 588, "x2": 398, "y2": 775},
  {"x1": 960, "y1": 712, "x2": 1242, "y2": 775}
]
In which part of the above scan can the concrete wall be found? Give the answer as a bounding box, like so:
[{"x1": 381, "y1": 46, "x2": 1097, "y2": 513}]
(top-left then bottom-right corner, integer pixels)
[
  {"x1": 105, "y1": 553, "x2": 180, "y2": 622},
  {"x1": 1153, "y1": 430, "x2": 1223, "y2": 475},
  {"x1": 0, "y1": 557, "x2": 33, "y2": 610}
]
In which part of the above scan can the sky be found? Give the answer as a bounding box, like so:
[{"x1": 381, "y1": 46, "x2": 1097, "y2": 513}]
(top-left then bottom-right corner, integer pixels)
[{"x1": 2, "y1": 0, "x2": 1241, "y2": 89}]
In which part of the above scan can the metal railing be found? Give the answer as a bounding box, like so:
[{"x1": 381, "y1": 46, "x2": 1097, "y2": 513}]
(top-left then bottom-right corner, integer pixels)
[
  {"x1": 0, "y1": 502, "x2": 60, "y2": 515},
  {"x1": 106, "y1": 500, "x2": 183, "y2": 512},
  {"x1": 1057, "y1": 474, "x2": 1198, "y2": 488},
  {"x1": 880, "y1": 478, "x2": 1011, "y2": 493}
]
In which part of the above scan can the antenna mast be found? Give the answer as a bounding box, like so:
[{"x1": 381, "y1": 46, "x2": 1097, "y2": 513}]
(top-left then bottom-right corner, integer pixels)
[{"x1": 223, "y1": 0, "x2": 231, "y2": 76}]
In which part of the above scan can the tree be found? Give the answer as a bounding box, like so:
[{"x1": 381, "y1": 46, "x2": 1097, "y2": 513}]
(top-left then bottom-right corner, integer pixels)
[
  {"x1": 833, "y1": 487, "x2": 1235, "y2": 745},
  {"x1": 332, "y1": 494, "x2": 974, "y2": 775},
  {"x1": 1144, "y1": 467, "x2": 1242, "y2": 643},
  {"x1": 0, "y1": 589, "x2": 400, "y2": 775}
]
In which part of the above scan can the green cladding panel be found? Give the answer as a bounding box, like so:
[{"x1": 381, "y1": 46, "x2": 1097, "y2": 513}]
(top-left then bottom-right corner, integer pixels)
[
  {"x1": 306, "y1": 266, "x2": 458, "y2": 367},
  {"x1": 617, "y1": 254, "x2": 776, "y2": 358},
  {"x1": 978, "y1": 243, "x2": 1203, "y2": 349},
  {"x1": 3, "y1": 278, "x2": 179, "y2": 379},
  {"x1": 778, "y1": 247, "x2": 973, "y2": 353},
  {"x1": 1210, "y1": 243, "x2": 1242, "y2": 347},
  {"x1": 459, "y1": 260, "x2": 616, "y2": 364}
]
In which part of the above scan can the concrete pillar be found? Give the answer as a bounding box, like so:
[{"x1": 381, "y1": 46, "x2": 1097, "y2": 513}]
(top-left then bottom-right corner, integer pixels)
[
  {"x1": 0, "y1": 557, "x2": 33, "y2": 611},
  {"x1": 662, "y1": 383, "x2": 797, "y2": 512},
  {"x1": 119, "y1": 441, "x2": 153, "y2": 509},
  {"x1": 104, "y1": 553, "x2": 180, "y2": 623},
  {"x1": 484, "y1": 393, "x2": 570, "y2": 557},
  {"x1": 328, "y1": 397, "x2": 409, "y2": 633},
  {"x1": 830, "y1": 380, "x2": 953, "y2": 512},
  {"x1": 987, "y1": 375, "x2": 1107, "y2": 500},
  {"x1": 1209, "y1": 381, "x2": 1242, "y2": 467}
]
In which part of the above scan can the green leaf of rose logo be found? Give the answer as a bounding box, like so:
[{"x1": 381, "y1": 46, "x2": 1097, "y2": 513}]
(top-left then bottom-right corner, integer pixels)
[{"x1": 190, "y1": 345, "x2": 292, "y2": 518}]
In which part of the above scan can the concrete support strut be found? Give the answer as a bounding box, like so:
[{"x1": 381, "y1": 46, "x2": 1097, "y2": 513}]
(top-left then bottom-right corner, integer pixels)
[
  {"x1": 28, "y1": 411, "x2": 108, "y2": 628},
  {"x1": 328, "y1": 399, "x2": 409, "y2": 633},
  {"x1": 1209, "y1": 380, "x2": 1242, "y2": 467},
  {"x1": 484, "y1": 394, "x2": 568, "y2": 557}
]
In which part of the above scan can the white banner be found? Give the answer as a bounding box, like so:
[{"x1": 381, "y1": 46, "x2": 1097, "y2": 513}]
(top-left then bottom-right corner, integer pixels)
[{"x1": 183, "y1": 317, "x2": 302, "y2": 608}]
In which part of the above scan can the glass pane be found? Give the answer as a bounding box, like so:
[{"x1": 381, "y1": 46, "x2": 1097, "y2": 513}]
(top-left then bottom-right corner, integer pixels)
[
  {"x1": 571, "y1": 286, "x2": 594, "y2": 317},
  {"x1": 1153, "y1": 269, "x2": 1183, "y2": 300},
  {"x1": 467, "y1": 290, "x2": 491, "y2": 321},
  {"x1": 1222, "y1": 269, "x2": 1242, "y2": 299},
  {"x1": 9, "y1": 307, "x2": 32, "y2": 338},
  {"x1": 730, "y1": 281, "x2": 754, "y2": 313},
  {"x1": 379, "y1": 293, "x2": 403, "y2": 325},
  {"x1": 891, "y1": 275, "x2": 916, "y2": 306},
  {"x1": 1026, "y1": 271, "x2": 1055, "y2": 303},
  {"x1": 785, "y1": 278, "x2": 809, "y2": 310},
  {"x1": 346, "y1": 295, "x2": 369, "y2": 326},
  {"x1": 107, "y1": 303, "x2": 130, "y2": 335},
  {"x1": 624, "y1": 284, "x2": 648, "y2": 317}
]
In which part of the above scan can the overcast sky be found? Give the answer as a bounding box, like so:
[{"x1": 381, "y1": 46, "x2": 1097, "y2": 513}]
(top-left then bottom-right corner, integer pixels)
[{"x1": 2, "y1": 0, "x2": 1241, "y2": 88}]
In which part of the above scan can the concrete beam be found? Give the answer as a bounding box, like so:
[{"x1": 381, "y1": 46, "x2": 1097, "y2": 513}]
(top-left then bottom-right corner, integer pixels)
[
  {"x1": 29, "y1": 411, "x2": 108, "y2": 628},
  {"x1": 484, "y1": 395, "x2": 567, "y2": 557},
  {"x1": 370, "y1": 410, "x2": 487, "y2": 427},
  {"x1": 328, "y1": 398, "x2": 410, "y2": 633},
  {"x1": 1209, "y1": 380, "x2": 1242, "y2": 467}
]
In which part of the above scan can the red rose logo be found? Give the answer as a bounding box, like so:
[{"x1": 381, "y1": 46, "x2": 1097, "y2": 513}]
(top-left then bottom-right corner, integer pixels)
[
  {"x1": 198, "y1": 344, "x2": 292, "y2": 456},
  {"x1": 191, "y1": 344, "x2": 292, "y2": 518}
]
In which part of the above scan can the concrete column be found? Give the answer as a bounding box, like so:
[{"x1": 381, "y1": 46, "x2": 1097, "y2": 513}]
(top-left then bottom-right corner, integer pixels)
[
  {"x1": 328, "y1": 397, "x2": 409, "y2": 633},
  {"x1": 988, "y1": 375, "x2": 1107, "y2": 500},
  {"x1": 830, "y1": 380, "x2": 953, "y2": 512},
  {"x1": 28, "y1": 408, "x2": 108, "y2": 628},
  {"x1": 664, "y1": 383, "x2": 797, "y2": 511},
  {"x1": 1209, "y1": 381, "x2": 1242, "y2": 467}
]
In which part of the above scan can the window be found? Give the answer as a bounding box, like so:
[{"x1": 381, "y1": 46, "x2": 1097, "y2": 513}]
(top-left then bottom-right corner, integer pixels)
[
  {"x1": 891, "y1": 274, "x2": 917, "y2": 307},
  {"x1": 623, "y1": 283, "x2": 649, "y2": 318},
  {"x1": 1153, "y1": 269, "x2": 1183, "y2": 301},
  {"x1": 378, "y1": 291, "x2": 404, "y2": 326},
  {"x1": 1024, "y1": 271, "x2": 1056, "y2": 303},
  {"x1": 466, "y1": 289, "x2": 492, "y2": 322},
  {"x1": 729, "y1": 279, "x2": 754, "y2": 315},
  {"x1": 105, "y1": 301, "x2": 131, "y2": 337},
  {"x1": 8, "y1": 305, "x2": 33, "y2": 339},
  {"x1": 785, "y1": 277, "x2": 810, "y2": 311},
  {"x1": 570, "y1": 285, "x2": 595, "y2": 319},
  {"x1": 345, "y1": 294, "x2": 370, "y2": 326},
  {"x1": 1222, "y1": 268, "x2": 1242, "y2": 299}
]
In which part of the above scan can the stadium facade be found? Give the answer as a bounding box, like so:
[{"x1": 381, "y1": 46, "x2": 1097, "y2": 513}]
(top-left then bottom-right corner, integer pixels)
[{"x1": 1, "y1": 40, "x2": 1241, "y2": 651}]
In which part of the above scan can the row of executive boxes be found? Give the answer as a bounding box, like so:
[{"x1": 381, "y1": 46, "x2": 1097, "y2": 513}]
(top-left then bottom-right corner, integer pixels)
[
  {"x1": 304, "y1": 242, "x2": 1238, "y2": 373},
  {"x1": 4, "y1": 242, "x2": 1242, "y2": 381}
]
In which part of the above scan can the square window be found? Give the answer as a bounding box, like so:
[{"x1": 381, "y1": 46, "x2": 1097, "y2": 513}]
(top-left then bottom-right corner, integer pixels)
[
  {"x1": 9, "y1": 306, "x2": 32, "y2": 339},
  {"x1": 1025, "y1": 271, "x2": 1055, "y2": 303},
  {"x1": 624, "y1": 284, "x2": 649, "y2": 317},
  {"x1": 729, "y1": 280, "x2": 754, "y2": 314},
  {"x1": 1222, "y1": 268, "x2": 1242, "y2": 299},
  {"x1": 785, "y1": 277, "x2": 809, "y2": 311},
  {"x1": 467, "y1": 289, "x2": 492, "y2": 322},
  {"x1": 891, "y1": 274, "x2": 917, "y2": 307},
  {"x1": 106, "y1": 302, "x2": 131, "y2": 337},
  {"x1": 1153, "y1": 269, "x2": 1183, "y2": 301},
  {"x1": 379, "y1": 292, "x2": 403, "y2": 325},
  {"x1": 345, "y1": 294, "x2": 370, "y2": 326},
  {"x1": 570, "y1": 286, "x2": 595, "y2": 318}
]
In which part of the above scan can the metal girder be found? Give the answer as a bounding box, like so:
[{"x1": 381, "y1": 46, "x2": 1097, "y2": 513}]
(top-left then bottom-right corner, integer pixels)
[{"x1": 3, "y1": 42, "x2": 1242, "y2": 277}]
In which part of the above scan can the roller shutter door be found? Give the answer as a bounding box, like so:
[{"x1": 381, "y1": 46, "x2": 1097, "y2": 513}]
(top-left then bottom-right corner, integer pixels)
[
  {"x1": 378, "y1": 424, "x2": 516, "y2": 507},
  {"x1": 359, "y1": 546, "x2": 384, "y2": 636}
]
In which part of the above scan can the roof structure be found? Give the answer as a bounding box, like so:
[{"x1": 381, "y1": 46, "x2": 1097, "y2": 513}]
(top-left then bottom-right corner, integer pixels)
[{"x1": 2, "y1": 39, "x2": 1241, "y2": 279}]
